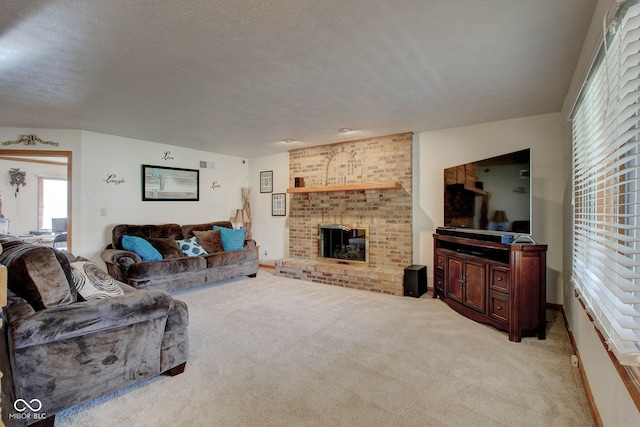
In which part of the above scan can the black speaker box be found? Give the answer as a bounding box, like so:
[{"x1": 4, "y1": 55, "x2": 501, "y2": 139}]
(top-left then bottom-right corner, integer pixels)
[{"x1": 404, "y1": 265, "x2": 427, "y2": 297}]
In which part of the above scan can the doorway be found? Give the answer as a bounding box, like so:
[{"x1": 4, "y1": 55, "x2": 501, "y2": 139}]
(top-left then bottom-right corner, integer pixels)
[{"x1": 0, "y1": 149, "x2": 72, "y2": 251}]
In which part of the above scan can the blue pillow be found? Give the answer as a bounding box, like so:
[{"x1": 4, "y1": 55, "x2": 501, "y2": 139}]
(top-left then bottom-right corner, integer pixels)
[
  {"x1": 176, "y1": 236, "x2": 208, "y2": 257},
  {"x1": 122, "y1": 235, "x2": 162, "y2": 262},
  {"x1": 213, "y1": 226, "x2": 245, "y2": 251}
]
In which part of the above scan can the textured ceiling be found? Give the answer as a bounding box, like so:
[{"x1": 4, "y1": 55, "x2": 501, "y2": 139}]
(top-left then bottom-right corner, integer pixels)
[{"x1": 0, "y1": 0, "x2": 596, "y2": 158}]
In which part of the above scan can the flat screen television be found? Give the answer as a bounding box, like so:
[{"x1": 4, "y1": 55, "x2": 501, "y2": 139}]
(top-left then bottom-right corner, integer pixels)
[{"x1": 443, "y1": 149, "x2": 531, "y2": 235}]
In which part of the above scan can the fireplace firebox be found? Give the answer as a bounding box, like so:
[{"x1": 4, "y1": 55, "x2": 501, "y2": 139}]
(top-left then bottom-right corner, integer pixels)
[{"x1": 318, "y1": 224, "x2": 369, "y2": 265}]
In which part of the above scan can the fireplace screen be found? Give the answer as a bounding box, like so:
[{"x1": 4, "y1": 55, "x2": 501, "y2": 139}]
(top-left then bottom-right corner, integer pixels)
[{"x1": 318, "y1": 224, "x2": 369, "y2": 265}]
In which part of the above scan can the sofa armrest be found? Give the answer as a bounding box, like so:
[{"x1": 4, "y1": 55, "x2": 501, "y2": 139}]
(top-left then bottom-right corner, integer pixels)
[
  {"x1": 165, "y1": 298, "x2": 189, "y2": 333},
  {"x1": 101, "y1": 248, "x2": 142, "y2": 265},
  {"x1": 7, "y1": 290, "x2": 173, "y2": 350},
  {"x1": 101, "y1": 248, "x2": 142, "y2": 282},
  {"x1": 5, "y1": 294, "x2": 36, "y2": 324}
]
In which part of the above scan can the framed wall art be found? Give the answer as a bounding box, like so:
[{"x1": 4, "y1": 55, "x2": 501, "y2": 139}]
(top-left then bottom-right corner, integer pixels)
[
  {"x1": 260, "y1": 170, "x2": 273, "y2": 193},
  {"x1": 272, "y1": 193, "x2": 286, "y2": 216},
  {"x1": 142, "y1": 164, "x2": 199, "y2": 201}
]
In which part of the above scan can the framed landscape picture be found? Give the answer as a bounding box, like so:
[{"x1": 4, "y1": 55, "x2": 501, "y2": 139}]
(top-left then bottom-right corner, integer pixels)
[
  {"x1": 260, "y1": 170, "x2": 273, "y2": 193},
  {"x1": 142, "y1": 164, "x2": 199, "y2": 201},
  {"x1": 272, "y1": 193, "x2": 286, "y2": 216}
]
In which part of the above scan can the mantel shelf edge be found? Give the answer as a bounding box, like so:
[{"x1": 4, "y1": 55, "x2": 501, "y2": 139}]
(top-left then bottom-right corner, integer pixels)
[{"x1": 287, "y1": 182, "x2": 401, "y2": 194}]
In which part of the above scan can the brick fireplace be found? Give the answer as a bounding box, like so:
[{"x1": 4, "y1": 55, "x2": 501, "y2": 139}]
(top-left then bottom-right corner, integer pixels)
[
  {"x1": 318, "y1": 223, "x2": 369, "y2": 264},
  {"x1": 275, "y1": 132, "x2": 413, "y2": 295}
]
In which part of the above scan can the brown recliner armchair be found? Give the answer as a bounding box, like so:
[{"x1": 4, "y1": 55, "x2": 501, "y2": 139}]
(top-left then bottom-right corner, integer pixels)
[{"x1": 0, "y1": 236, "x2": 189, "y2": 426}]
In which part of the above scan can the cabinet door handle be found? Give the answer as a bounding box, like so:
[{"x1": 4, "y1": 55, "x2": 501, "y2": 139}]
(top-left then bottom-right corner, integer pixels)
[
  {"x1": 497, "y1": 277, "x2": 503, "y2": 281},
  {"x1": 460, "y1": 276, "x2": 466, "y2": 287}
]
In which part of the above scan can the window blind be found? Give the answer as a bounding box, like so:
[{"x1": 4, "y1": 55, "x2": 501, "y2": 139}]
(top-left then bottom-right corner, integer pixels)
[
  {"x1": 572, "y1": 1, "x2": 640, "y2": 366},
  {"x1": 37, "y1": 177, "x2": 45, "y2": 230}
]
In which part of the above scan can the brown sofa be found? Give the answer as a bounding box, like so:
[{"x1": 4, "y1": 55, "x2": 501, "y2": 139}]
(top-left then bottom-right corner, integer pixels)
[
  {"x1": 100, "y1": 221, "x2": 258, "y2": 293},
  {"x1": 0, "y1": 235, "x2": 188, "y2": 427}
]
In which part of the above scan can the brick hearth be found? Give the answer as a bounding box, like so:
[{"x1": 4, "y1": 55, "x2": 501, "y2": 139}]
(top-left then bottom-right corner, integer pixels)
[
  {"x1": 275, "y1": 259, "x2": 405, "y2": 295},
  {"x1": 276, "y1": 133, "x2": 413, "y2": 296}
]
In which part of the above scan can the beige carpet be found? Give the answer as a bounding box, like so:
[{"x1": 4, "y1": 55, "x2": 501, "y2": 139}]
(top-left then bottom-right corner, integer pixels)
[{"x1": 56, "y1": 270, "x2": 593, "y2": 427}]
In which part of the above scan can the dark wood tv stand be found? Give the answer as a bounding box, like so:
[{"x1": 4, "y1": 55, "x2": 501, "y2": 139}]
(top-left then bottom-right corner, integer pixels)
[{"x1": 433, "y1": 228, "x2": 547, "y2": 342}]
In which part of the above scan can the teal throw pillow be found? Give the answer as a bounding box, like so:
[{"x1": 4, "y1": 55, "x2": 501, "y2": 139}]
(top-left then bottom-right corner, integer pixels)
[
  {"x1": 213, "y1": 226, "x2": 245, "y2": 251},
  {"x1": 122, "y1": 235, "x2": 163, "y2": 262},
  {"x1": 176, "y1": 236, "x2": 208, "y2": 257}
]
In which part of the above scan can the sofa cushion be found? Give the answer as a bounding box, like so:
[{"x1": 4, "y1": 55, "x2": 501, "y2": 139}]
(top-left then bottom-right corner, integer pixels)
[
  {"x1": 204, "y1": 246, "x2": 256, "y2": 267},
  {"x1": 147, "y1": 237, "x2": 183, "y2": 259},
  {"x1": 0, "y1": 244, "x2": 74, "y2": 310},
  {"x1": 122, "y1": 235, "x2": 163, "y2": 262},
  {"x1": 70, "y1": 261, "x2": 125, "y2": 300},
  {"x1": 213, "y1": 226, "x2": 245, "y2": 251},
  {"x1": 126, "y1": 256, "x2": 207, "y2": 279},
  {"x1": 176, "y1": 236, "x2": 207, "y2": 257},
  {"x1": 193, "y1": 229, "x2": 224, "y2": 253}
]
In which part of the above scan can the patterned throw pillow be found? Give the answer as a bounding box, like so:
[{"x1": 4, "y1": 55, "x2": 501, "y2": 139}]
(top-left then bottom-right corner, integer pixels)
[
  {"x1": 175, "y1": 236, "x2": 208, "y2": 257},
  {"x1": 71, "y1": 261, "x2": 124, "y2": 300}
]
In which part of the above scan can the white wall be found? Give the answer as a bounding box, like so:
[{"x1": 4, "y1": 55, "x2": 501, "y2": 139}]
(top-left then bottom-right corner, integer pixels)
[
  {"x1": 560, "y1": 0, "x2": 640, "y2": 425},
  {"x1": 0, "y1": 127, "x2": 250, "y2": 264},
  {"x1": 414, "y1": 112, "x2": 565, "y2": 304},
  {"x1": 79, "y1": 130, "x2": 249, "y2": 263},
  {"x1": 248, "y1": 152, "x2": 289, "y2": 263}
]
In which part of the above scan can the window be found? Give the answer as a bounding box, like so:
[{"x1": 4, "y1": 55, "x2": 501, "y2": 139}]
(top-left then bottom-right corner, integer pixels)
[
  {"x1": 571, "y1": 1, "x2": 640, "y2": 367},
  {"x1": 38, "y1": 177, "x2": 67, "y2": 231}
]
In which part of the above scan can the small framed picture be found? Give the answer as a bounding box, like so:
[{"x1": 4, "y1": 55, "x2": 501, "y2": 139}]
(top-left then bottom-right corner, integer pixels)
[
  {"x1": 272, "y1": 193, "x2": 286, "y2": 216},
  {"x1": 260, "y1": 170, "x2": 273, "y2": 193}
]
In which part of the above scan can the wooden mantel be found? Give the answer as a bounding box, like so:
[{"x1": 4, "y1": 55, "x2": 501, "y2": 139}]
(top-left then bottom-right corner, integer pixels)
[{"x1": 287, "y1": 182, "x2": 401, "y2": 194}]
